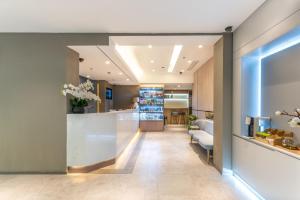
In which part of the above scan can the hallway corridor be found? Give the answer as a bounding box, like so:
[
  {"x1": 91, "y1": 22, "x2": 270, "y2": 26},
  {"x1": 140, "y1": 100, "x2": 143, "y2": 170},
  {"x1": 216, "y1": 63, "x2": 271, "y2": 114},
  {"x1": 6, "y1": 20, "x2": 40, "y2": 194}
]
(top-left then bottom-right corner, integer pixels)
[{"x1": 0, "y1": 130, "x2": 252, "y2": 200}]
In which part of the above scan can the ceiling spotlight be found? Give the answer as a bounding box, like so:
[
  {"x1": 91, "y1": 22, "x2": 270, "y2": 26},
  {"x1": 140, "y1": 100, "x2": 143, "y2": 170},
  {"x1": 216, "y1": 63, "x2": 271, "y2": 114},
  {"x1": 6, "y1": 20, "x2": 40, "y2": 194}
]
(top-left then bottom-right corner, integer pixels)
[
  {"x1": 107, "y1": 72, "x2": 111, "y2": 75},
  {"x1": 148, "y1": 45, "x2": 152, "y2": 48},
  {"x1": 150, "y1": 60, "x2": 154, "y2": 63},
  {"x1": 126, "y1": 78, "x2": 130, "y2": 81},
  {"x1": 198, "y1": 45, "x2": 203, "y2": 48},
  {"x1": 119, "y1": 72, "x2": 123, "y2": 75},
  {"x1": 87, "y1": 75, "x2": 90, "y2": 78},
  {"x1": 89, "y1": 67, "x2": 93, "y2": 71},
  {"x1": 152, "y1": 69, "x2": 156, "y2": 72},
  {"x1": 161, "y1": 66, "x2": 166, "y2": 69},
  {"x1": 187, "y1": 60, "x2": 192, "y2": 64},
  {"x1": 105, "y1": 60, "x2": 111, "y2": 65}
]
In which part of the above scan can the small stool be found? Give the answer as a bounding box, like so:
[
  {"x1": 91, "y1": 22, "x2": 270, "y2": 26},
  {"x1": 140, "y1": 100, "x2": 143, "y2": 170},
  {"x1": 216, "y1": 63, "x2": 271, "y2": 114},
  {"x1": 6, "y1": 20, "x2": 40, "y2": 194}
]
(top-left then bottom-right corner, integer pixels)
[
  {"x1": 171, "y1": 112, "x2": 179, "y2": 124},
  {"x1": 178, "y1": 112, "x2": 186, "y2": 124},
  {"x1": 164, "y1": 116, "x2": 168, "y2": 125}
]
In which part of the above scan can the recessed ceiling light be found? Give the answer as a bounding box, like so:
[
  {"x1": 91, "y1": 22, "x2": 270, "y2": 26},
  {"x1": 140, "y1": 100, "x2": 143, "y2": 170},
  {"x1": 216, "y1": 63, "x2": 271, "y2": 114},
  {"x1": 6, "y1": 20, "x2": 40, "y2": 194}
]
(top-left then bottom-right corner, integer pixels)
[
  {"x1": 89, "y1": 67, "x2": 93, "y2": 71},
  {"x1": 152, "y1": 69, "x2": 156, "y2": 72},
  {"x1": 177, "y1": 85, "x2": 181, "y2": 88},
  {"x1": 187, "y1": 60, "x2": 192, "y2": 64},
  {"x1": 126, "y1": 78, "x2": 130, "y2": 81},
  {"x1": 168, "y1": 45, "x2": 183, "y2": 72},
  {"x1": 87, "y1": 75, "x2": 90, "y2": 78},
  {"x1": 105, "y1": 60, "x2": 111, "y2": 65},
  {"x1": 148, "y1": 45, "x2": 152, "y2": 48},
  {"x1": 198, "y1": 45, "x2": 203, "y2": 48},
  {"x1": 150, "y1": 60, "x2": 154, "y2": 63},
  {"x1": 119, "y1": 72, "x2": 123, "y2": 75},
  {"x1": 107, "y1": 72, "x2": 111, "y2": 75}
]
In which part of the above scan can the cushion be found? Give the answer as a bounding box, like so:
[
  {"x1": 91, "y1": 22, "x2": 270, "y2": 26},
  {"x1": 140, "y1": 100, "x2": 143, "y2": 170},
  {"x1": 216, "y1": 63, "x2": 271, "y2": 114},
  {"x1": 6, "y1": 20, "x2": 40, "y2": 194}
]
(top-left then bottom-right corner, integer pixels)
[
  {"x1": 193, "y1": 132, "x2": 213, "y2": 149},
  {"x1": 193, "y1": 119, "x2": 214, "y2": 136},
  {"x1": 188, "y1": 129, "x2": 197, "y2": 136},
  {"x1": 193, "y1": 119, "x2": 205, "y2": 130},
  {"x1": 203, "y1": 120, "x2": 213, "y2": 136}
]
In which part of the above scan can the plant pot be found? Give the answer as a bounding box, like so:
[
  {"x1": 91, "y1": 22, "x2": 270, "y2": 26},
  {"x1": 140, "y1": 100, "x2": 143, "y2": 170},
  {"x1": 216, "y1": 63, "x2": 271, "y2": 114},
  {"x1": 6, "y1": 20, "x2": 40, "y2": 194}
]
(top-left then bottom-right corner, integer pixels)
[{"x1": 72, "y1": 106, "x2": 85, "y2": 114}]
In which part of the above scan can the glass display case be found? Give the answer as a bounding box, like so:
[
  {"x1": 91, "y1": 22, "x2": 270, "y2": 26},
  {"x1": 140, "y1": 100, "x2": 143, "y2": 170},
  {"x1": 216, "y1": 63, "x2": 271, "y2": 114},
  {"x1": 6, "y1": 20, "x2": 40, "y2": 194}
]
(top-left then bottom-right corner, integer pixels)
[
  {"x1": 139, "y1": 86, "x2": 164, "y2": 131},
  {"x1": 139, "y1": 87, "x2": 164, "y2": 120}
]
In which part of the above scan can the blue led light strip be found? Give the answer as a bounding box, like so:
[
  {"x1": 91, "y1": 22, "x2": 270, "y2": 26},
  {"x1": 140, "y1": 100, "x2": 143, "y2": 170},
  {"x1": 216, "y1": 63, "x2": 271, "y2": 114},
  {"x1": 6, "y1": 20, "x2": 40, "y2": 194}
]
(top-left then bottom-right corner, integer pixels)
[{"x1": 257, "y1": 33, "x2": 300, "y2": 116}]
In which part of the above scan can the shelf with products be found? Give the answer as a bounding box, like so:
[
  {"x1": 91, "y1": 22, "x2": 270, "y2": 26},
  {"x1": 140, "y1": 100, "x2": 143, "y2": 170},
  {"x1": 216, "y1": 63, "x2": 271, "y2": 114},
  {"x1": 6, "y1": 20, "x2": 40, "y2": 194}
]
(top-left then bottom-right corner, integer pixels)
[
  {"x1": 139, "y1": 87, "x2": 164, "y2": 125},
  {"x1": 140, "y1": 105, "x2": 164, "y2": 113},
  {"x1": 139, "y1": 97, "x2": 164, "y2": 105},
  {"x1": 140, "y1": 88, "x2": 164, "y2": 99},
  {"x1": 140, "y1": 112, "x2": 164, "y2": 121},
  {"x1": 164, "y1": 93, "x2": 189, "y2": 99}
]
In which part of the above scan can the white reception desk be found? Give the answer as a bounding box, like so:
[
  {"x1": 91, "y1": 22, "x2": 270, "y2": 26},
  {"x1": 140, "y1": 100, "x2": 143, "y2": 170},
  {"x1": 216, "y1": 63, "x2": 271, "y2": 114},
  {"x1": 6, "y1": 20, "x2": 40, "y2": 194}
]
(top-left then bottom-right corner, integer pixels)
[{"x1": 67, "y1": 109, "x2": 139, "y2": 172}]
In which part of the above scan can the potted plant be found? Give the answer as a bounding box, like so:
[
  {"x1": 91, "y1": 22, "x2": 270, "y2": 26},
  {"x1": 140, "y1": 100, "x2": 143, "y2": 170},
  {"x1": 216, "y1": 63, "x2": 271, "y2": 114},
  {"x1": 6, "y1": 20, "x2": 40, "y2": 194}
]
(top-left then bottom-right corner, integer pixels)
[
  {"x1": 187, "y1": 114, "x2": 198, "y2": 130},
  {"x1": 62, "y1": 80, "x2": 101, "y2": 114}
]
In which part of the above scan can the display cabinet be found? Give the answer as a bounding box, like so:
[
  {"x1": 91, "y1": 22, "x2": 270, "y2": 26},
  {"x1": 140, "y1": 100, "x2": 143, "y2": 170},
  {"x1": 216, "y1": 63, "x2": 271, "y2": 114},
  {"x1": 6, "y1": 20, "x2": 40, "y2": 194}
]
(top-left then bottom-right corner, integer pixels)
[{"x1": 139, "y1": 86, "x2": 164, "y2": 131}]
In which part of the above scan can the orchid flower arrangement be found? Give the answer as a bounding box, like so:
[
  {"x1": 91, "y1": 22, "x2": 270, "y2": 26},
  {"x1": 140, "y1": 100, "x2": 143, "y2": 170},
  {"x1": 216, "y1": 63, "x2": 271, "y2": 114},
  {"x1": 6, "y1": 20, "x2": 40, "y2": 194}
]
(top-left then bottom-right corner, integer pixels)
[
  {"x1": 275, "y1": 108, "x2": 300, "y2": 128},
  {"x1": 62, "y1": 80, "x2": 100, "y2": 112}
]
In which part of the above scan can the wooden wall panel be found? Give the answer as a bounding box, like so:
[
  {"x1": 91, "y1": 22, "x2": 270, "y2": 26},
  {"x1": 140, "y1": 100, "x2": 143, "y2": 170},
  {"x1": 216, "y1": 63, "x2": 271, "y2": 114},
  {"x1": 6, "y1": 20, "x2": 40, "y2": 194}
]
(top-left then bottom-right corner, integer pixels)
[
  {"x1": 192, "y1": 72, "x2": 198, "y2": 116},
  {"x1": 193, "y1": 57, "x2": 214, "y2": 118}
]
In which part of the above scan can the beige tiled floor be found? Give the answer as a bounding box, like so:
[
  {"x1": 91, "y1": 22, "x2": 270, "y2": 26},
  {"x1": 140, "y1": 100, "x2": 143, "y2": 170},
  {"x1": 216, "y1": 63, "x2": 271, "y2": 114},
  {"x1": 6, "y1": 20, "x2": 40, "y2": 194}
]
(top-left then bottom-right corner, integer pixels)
[{"x1": 0, "y1": 129, "x2": 252, "y2": 200}]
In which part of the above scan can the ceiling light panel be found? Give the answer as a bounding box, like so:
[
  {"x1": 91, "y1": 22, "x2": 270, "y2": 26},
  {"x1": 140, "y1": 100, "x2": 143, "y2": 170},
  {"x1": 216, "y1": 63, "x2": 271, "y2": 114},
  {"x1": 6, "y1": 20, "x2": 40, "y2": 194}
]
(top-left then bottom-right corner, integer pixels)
[{"x1": 168, "y1": 45, "x2": 183, "y2": 72}]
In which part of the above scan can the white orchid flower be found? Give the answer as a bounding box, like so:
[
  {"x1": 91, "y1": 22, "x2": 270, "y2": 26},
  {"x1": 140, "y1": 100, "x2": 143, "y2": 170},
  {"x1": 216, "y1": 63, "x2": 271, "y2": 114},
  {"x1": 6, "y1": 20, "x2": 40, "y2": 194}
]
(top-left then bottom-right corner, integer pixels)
[
  {"x1": 62, "y1": 80, "x2": 100, "y2": 102},
  {"x1": 275, "y1": 111, "x2": 281, "y2": 116},
  {"x1": 288, "y1": 117, "x2": 300, "y2": 128}
]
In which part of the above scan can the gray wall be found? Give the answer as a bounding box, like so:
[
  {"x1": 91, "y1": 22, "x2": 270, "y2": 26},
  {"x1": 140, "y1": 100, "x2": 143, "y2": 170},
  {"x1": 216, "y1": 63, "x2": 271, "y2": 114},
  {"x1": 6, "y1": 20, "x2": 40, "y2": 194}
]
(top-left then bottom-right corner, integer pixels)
[
  {"x1": 262, "y1": 43, "x2": 300, "y2": 143},
  {"x1": 232, "y1": 0, "x2": 300, "y2": 197},
  {"x1": 98, "y1": 80, "x2": 113, "y2": 112},
  {"x1": 0, "y1": 33, "x2": 108, "y2": 173},
  {"x1": 66, "y1": 48, "x2": 80, "y2": 113},
  {"x1": 113, "y1": 85, "x2": 139, "y2": 110},
  {"x1": 213, "y1": 33, "x2": 233, "y2": 172}
]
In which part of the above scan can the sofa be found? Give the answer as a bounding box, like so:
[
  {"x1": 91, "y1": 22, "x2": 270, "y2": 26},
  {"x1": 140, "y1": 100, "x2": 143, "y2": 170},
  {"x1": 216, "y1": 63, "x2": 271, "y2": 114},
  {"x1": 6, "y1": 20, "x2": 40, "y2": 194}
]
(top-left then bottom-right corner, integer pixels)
[{"x1": 188, "y1": 119, "x2": 214, "y2": 163}]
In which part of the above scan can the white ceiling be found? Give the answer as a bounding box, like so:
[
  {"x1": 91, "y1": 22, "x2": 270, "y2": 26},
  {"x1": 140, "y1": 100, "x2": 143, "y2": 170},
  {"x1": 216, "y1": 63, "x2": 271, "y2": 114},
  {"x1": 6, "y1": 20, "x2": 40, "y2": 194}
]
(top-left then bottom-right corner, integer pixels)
[
  {"x1": 0, "y1": 0, "x2": 265, "y2": 33},
  {"x1": 69, "y1": 45, "x2": 136, "y2": 85},
  {"x1": 70, "y1": 35, "x2": 221, "y2": 85},
  {"x1": 110, "y1": 36, "x2": 220, "y2": 84}
]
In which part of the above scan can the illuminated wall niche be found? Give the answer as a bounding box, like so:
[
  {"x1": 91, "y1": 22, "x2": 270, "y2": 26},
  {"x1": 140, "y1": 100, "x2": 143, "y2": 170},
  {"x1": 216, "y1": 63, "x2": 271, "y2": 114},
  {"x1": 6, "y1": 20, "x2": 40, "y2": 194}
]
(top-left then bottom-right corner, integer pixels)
[{"x1": 240, "y1": 26, "x2": 300, "y2": 136}]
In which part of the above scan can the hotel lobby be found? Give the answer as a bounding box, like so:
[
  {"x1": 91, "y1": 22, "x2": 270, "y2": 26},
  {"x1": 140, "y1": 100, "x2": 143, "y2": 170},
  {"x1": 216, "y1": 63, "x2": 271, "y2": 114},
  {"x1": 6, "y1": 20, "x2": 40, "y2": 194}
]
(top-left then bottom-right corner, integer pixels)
[{"x1": 0, "y1": 1, "x2": 300, "y2": 200}]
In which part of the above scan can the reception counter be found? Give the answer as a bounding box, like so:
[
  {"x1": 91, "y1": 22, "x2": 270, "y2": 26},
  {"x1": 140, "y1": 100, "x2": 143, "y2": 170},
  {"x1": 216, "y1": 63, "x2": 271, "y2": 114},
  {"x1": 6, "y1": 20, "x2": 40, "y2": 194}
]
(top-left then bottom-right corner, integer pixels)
[{"x1": 67, "y1": 109, "x2": 139, "y2": 172}]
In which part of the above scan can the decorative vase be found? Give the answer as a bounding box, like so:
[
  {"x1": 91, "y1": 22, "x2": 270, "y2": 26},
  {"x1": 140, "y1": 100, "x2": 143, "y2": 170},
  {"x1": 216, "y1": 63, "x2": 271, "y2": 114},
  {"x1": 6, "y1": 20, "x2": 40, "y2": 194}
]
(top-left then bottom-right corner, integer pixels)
[{"x1": 72, "y1": 106, "x2": 85, "y2": 114}]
